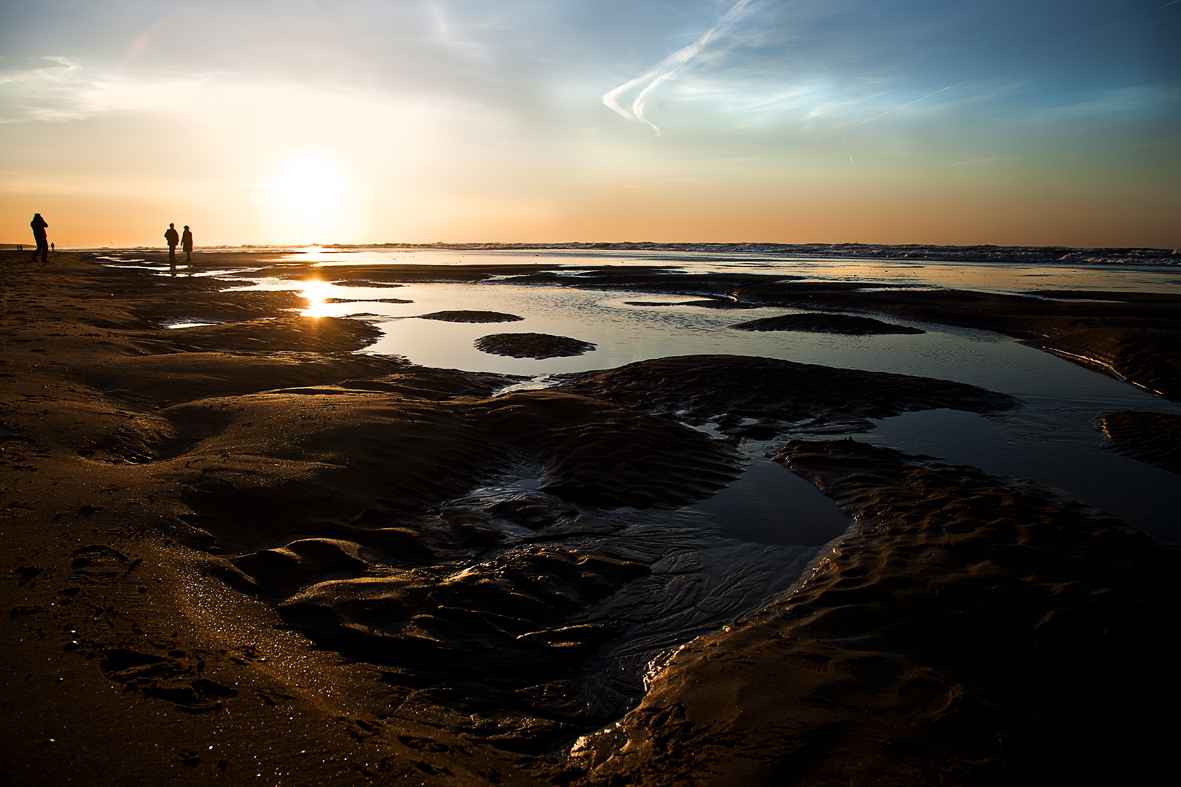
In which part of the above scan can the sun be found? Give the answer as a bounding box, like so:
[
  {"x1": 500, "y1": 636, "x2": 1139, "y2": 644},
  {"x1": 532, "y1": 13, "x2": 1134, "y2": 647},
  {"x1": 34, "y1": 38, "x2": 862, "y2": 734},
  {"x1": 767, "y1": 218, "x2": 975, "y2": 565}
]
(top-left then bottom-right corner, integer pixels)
[
  {"x1": 275, "y1": 158, "x2": 346, "y2": 213},
  {"x1": 261, "y1": 153, "x2": 357, "y2": 243}
]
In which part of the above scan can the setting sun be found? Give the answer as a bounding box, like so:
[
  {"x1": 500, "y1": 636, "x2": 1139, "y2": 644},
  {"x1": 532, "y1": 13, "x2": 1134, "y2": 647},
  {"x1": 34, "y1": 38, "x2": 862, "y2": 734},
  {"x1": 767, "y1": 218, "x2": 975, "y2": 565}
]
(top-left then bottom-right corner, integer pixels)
[
  {"x1": 257, "y1": 154, "x2": 356, "y2": 244},
  {"x1": 275, "y1": 158, "x2": 346, "y2": 213}
]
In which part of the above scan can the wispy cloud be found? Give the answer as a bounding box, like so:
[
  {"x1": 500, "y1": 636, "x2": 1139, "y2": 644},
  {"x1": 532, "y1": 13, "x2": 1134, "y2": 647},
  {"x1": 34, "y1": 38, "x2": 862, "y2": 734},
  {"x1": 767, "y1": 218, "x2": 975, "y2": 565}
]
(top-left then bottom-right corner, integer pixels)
[
  {"x1": 0, "y1": 57, "x2": 92, "y2": 122},
  {"x1": 0, "y1": 57, "x2": 218, "y2": 124},
  {"x1": 603, "y1": 0, "x2": 758, "y2": 134}
]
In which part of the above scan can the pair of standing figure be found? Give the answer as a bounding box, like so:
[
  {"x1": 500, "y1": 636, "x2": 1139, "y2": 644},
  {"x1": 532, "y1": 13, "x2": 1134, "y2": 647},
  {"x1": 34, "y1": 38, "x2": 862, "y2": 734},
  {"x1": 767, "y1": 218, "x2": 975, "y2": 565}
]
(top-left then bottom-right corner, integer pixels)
[{"x1": 164, "y1": 223, "x2": 193, "y2": 275}]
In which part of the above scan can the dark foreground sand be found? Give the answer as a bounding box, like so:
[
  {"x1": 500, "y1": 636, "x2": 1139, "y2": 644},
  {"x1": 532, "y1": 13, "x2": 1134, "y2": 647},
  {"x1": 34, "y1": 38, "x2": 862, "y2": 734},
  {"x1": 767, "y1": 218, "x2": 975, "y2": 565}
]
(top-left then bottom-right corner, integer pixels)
[
  {"x1": 578, "y1": 440, "x2": 1181, "y2": 785},
  {"x1": 2, "y1": 251, "x2": 1179, "y2": 786}
]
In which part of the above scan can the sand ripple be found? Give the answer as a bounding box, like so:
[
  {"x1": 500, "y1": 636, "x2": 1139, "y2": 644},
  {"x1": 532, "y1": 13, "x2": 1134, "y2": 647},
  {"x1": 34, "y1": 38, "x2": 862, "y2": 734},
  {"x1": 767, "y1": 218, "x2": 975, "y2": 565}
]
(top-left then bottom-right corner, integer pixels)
[
  {"x1": 1100, "y1": 410, "x2": 1181, "y2": 474},
  {"x1": 557, "y1": 354, "x2": 1018, "y2": 437},
  {"x1": 578, "y1": 439, "x2": 1181, "y2": 784}
]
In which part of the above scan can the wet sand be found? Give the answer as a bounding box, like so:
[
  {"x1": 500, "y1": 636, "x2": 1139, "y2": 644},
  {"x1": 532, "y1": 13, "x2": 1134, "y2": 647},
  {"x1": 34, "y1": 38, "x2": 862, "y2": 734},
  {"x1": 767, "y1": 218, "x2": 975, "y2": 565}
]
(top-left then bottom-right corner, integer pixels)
[
  {"x1": 579, "y1": 440, "x2": 1181, "y2": 785},
  {"x1": 1100, "y1": 411, "x2": 1181, "y2": 475},
  {"x1": 2, "y1": 250, "x2": 1179, "y2": 786}
]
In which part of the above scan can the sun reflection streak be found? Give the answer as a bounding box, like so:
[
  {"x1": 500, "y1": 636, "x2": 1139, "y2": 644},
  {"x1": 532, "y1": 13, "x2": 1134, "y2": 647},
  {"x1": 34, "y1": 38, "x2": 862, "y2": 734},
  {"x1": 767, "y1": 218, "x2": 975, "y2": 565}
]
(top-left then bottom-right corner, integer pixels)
[{"x1": 299, "y1": 279, "x2": 333, "y2": 317}]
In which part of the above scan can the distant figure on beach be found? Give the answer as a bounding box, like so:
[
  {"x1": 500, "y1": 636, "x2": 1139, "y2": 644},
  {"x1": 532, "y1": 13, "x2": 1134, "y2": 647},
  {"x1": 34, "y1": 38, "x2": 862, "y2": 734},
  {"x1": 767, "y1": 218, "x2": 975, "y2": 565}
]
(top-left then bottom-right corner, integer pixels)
[
  {"x1": 164, "y1": 222, "x2": 180, "y2": 276},
  {"x1": 30, "y1": 213, "x2": 48, "y2": 263},
  {"x1": 164, "y1": 223, "x2": 179, "y2": 260},
  {"x1": 181, "y1": 225, "x2": 193, "y2": 265},
  {"x1": 50, "y1": 243, "x2": 54, "y2": 252}
]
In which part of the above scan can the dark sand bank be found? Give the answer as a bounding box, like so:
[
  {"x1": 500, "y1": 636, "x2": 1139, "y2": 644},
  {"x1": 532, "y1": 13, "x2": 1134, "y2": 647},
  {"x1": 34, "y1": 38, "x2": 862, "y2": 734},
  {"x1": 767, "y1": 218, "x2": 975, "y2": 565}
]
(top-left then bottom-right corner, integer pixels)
[
  {"x1": 556, "y1": 354, "x2": 1016, "y2": 437},
  {"x1": 417, "y1": 311, "x2": 525, "y2": 323},
  {"x1": 475, "y1": 333, "x2": 598, "y2": 359},
  {"x1": 3, "y1": 251, "x2": 1180, "y2": 786},
  {"x1": 729, "y1": 313, "x2": 925, "y2": 335}
]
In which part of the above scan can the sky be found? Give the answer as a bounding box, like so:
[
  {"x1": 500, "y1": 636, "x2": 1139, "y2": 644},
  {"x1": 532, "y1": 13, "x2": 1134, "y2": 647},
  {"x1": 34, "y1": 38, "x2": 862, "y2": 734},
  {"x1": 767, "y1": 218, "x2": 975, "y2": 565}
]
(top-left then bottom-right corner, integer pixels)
[{"x1": 1, "y1": 0, "x2": 1178, "y2": 248}]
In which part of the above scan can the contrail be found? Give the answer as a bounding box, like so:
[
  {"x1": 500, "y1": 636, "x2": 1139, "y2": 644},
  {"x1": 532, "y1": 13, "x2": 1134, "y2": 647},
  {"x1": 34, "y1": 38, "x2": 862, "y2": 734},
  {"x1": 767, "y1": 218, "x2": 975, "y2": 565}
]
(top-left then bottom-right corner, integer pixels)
[
  {"x1": 854, "y1": 80, "x2": 968, "y2": 127},
  {"x1": 1138, "y1": 0, "x2": 1180, "y2": 16},
  {"x1": 603, "y1": 0, "x2": 756, "y2": 134},
  {"x1": 1060, "y1": 0, "x2": 1179, "y2": 47}
]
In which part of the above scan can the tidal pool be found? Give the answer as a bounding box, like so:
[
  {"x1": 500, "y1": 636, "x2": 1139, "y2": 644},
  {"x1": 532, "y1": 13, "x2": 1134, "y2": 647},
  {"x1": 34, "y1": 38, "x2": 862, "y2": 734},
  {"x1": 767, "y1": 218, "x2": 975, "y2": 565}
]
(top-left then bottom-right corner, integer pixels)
[
  {"x1": 227, "y1": 259, "x2": 1181, "y2": 544},
  {"x1": 101, "y1": 248, "x2": 1181, "y2": 733}
]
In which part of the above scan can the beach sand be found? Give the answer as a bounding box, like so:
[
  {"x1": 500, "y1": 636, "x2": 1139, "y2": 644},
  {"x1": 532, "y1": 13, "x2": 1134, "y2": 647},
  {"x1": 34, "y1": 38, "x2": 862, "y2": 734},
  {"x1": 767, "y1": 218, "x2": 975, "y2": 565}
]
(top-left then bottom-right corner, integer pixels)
[{"x1": 2, "y1": 250, "x2": 1178, "y2": 785}]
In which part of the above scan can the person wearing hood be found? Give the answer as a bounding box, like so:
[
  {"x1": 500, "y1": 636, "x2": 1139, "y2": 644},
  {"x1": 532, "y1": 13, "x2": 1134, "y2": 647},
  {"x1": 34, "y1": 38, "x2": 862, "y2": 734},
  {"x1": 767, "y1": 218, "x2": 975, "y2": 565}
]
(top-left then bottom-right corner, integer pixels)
[{"x1": 30, "y1": 213, "x2": 48, "y2": 263}]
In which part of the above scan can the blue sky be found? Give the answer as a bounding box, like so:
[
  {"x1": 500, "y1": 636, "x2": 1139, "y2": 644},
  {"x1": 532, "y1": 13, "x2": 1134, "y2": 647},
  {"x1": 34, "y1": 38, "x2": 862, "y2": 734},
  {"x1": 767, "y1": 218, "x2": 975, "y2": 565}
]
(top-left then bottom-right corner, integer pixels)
[{"x1": 2, "y1": 0, "x2": 1178, "y2": 246}]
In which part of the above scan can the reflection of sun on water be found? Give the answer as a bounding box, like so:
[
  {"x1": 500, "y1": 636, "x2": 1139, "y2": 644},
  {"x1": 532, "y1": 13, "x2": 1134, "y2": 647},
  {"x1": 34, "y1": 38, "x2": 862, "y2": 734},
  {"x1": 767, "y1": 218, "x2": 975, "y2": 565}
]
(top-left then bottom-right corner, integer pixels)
[{"x1": 299, "y1": 279, "x2": 333, "y2": 317}]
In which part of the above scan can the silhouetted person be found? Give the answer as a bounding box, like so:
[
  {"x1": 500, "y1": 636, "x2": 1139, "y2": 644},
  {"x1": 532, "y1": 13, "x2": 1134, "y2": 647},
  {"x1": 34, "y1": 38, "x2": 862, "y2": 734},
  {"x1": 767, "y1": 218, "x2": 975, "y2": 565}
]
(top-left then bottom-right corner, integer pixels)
[
  {"x1": 164, "y1": 222, "x2": 179, "y2": 276},
  {"x1": 181, "y1": 225, "x2": 193, "y2": 265},
  {"x1": 30, "y1": 213, "x2": 48, "y2": 263}
]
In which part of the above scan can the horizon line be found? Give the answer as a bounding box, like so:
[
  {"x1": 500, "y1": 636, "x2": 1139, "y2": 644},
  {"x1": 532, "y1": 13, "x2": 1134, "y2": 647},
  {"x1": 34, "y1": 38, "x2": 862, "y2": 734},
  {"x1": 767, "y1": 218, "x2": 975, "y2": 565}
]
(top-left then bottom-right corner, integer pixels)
[{"x1": 4, "y1": 241, "x2": 1179, "y2": 254}]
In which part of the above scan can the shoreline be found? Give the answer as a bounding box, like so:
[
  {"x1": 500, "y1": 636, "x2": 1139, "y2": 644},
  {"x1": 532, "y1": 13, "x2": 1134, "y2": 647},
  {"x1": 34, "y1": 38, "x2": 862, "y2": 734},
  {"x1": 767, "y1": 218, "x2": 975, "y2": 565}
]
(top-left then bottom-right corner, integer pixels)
[
  {"x1": 8, "y1": 242, "x2": 1178, "y2": 266},
  {"x1": 3, "y1": 251, "x2": 1180, "y2": 785}
]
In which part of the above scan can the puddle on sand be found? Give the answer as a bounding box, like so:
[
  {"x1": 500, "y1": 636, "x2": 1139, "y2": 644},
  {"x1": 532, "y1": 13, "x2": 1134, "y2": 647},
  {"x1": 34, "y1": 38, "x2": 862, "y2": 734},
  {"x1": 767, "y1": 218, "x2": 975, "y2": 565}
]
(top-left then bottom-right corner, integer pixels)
[
  {"x1": 162, "y1": 319, "x2": 222, "y2": 329},
  {"x1": 439, "y1": 437, "x2": 851, "y2": 723},
  {"x1": 691, "y1": 449, "x2": 851, "y2": 547},
  {"x1": 858, "y1": 408, "x2": 1181, "y2": 542}
]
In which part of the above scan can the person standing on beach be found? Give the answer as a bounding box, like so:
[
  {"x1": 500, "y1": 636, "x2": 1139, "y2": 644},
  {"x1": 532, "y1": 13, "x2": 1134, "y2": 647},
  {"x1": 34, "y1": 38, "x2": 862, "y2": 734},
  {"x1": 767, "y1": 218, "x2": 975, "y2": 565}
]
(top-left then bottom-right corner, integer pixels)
[
  {"x1": 164, "y1": 222, "x2": 180, "y2": 275},
  {"x1": 30, "y1": 213, "x2": 48, "y2": 263},
  {"x1": 181, "y1": 225, "x2": 193, "y2": 266}
]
